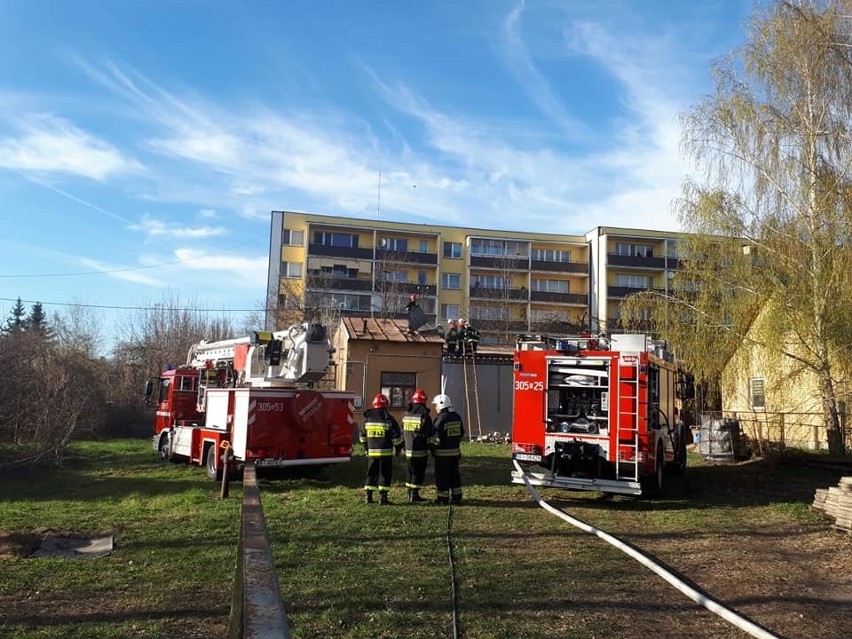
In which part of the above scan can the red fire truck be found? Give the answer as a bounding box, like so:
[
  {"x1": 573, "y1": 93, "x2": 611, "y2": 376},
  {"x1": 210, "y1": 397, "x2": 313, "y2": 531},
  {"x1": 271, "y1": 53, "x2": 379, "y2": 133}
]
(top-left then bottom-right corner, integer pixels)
[
  {"x1": 146, "y1": 323, "x2": 355, "y2": 480},
  {"x1": 511, "y1": 333, "x2": 694, "y2": 497}
]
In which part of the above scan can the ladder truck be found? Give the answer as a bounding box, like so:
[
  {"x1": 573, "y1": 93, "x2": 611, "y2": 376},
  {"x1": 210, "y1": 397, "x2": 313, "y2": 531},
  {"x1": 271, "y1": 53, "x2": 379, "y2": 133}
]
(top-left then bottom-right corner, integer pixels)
[
  {"x1": 146, "y1": 323, "x2": 355, "y2": 480},
  {"x1": 511, "y1": 333, "x2": 694, "y2": 497}
]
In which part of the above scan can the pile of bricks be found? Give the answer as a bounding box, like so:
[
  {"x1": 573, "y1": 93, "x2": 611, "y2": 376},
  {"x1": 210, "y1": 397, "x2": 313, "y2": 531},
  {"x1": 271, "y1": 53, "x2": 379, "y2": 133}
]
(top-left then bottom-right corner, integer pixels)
[{"x1": 812, "y1": 476, "x2": 852, "y2": 532}]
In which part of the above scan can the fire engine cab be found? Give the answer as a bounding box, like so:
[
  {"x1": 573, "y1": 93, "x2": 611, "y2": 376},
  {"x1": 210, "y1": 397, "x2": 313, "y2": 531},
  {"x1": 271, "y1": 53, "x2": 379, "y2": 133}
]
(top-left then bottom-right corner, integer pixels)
[
  {"x1": 146, "y1": 323, "x2": 355, "y2": 480},
  {"x1": 511, "y1": 333, "x2": 694, "y2": 497}
]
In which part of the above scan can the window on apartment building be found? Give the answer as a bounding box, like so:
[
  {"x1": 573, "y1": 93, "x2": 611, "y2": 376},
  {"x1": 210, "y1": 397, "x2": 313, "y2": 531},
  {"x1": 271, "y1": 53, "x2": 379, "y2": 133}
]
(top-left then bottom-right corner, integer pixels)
[
  {"x1": 616, "y1": 274, "x2": 652, "y2": 289},
  {"x1": 418, "y1": 271, "x2": 427, "y2": 285},
  {"x1": 532, "y1": 278, "x2": 569, "y2": 293},
  {"x1": 380, "y1": 237, "x2": 408, "y2": 251},
  {"x1": 282, "y1": 229, "x2": 304, "y2": 246},
  {"x1": 471, "y1": 275, "x2": 510, "y2": 289},
  {"x1": 443, "y1": 241, "x2": 462, "y2": 259},
  {"x1": 441, "y1": 304, "x2": 460, "y2": 322},
  {"x1": 314, "y1": 231, "x2": 358, "y2": 248},
  {"x1": 470, "y1": 305, "x2": 508, "y2": 321},
  {"x1": 469, "y1": 238, "x2": 529, "y2": 258},
  {"x1": 311, "y1": 292, "x2": 371, "y2": 311},
  {"x1": 319, "y1": 264, "x2": 353, "y2": 278},
  {"x1": 419, "y1": 240, "x2": 428, "y2": 253},
  {"x1": 378, "y1": 269, "x2": 407, "y2": 283},
  {"x1": 441, "y1": 273, "x2": 461, "y2": 289},
  {"x1": 532, "y1": 248, "x2": 570, "y2": 262},
  {"x1": 749, "y1": 378, "x2": 766, "y2": 410},
  {"x1": 381, "y1": 372, "x2": 417, "y2": 409},
  {"x1": 282, "y1": 262, "x2": 302, "y2": 278},
  {"x1": 616, "y1": 243, "x2": 653, "y2": 257}
]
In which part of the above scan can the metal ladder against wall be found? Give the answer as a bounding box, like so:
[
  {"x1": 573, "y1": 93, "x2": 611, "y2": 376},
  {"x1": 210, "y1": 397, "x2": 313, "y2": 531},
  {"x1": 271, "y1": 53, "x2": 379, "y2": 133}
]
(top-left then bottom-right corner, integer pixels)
[
  {"x1": 461, "y1": 353, "x2": 482, "y2": 440},
  {"x1": 614, "y1": 357, "x2": 641, "y2": 482}
]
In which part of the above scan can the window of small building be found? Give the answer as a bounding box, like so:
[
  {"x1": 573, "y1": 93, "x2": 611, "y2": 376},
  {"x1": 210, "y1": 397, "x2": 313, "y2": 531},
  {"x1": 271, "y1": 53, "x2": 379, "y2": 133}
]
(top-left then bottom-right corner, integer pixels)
[
  {"x1": 749, "y1": 378, "x2": 765, "y2": 411},
  {"x1": 381, "y1": 372, "x2": 417, "y2": 409}
]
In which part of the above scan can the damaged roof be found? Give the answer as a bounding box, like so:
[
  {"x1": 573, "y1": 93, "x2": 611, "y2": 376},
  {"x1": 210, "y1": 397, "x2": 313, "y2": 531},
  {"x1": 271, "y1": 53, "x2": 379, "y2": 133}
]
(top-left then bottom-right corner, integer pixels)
[{"x1": 341, "y1": 317, "x2": 445, "y2": 343}]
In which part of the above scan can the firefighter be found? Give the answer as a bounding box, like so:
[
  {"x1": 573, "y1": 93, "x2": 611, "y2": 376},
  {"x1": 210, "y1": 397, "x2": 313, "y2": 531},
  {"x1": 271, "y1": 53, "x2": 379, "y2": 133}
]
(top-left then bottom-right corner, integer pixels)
[
  {"x1": 445, "y1": 319, "x2": 459, "y2": 355},
  {"x1": 430, "y1": 393, "x2": 465, "y2": 505},
  {"x1": 461, "y1": 320, "x2": 479, "y2": 355},
  {"x1": 359, "y1": 393, "x2": 402, "y2": 504},
  {"x1": 401, "y1": 388, "x2": 434, "y2": 503}
]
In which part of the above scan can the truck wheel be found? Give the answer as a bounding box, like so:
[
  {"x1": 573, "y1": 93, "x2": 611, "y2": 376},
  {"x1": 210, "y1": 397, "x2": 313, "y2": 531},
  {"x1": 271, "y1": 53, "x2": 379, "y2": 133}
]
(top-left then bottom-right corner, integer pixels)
[
  {"x1": 670, "y1": 434, "x2": 687, "y2": 476},
  {"x1": 158, "y1": 435, "x2": 172, "y2": 462},
  {"x1": 206, "y1": 446, "x2": 222, "y2": 482},
  {"x1": 641, "y1": 443, "x2": 665, "y2": 498}
]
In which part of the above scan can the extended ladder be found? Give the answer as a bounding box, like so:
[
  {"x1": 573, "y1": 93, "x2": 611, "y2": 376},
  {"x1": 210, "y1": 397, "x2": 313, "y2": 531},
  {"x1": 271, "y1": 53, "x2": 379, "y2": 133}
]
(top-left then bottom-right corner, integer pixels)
[
  {"x1": 614, "y1": 356, "x2": 641, "y2": 482},
  {"x1": 461, "y1": 352, "x2": 482, "y2": 440}
]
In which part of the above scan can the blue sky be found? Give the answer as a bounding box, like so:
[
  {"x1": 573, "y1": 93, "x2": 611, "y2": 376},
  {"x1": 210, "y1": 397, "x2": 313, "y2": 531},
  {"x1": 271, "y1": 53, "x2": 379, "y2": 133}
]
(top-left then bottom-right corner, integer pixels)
[{"x1": 0, "y1": 0, "x2": 750, "y2": 340}]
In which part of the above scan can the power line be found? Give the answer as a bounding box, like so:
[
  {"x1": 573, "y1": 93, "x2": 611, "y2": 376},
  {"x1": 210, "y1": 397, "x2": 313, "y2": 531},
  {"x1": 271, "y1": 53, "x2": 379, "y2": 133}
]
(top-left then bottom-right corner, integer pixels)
[
  {"x1": 0, "y1": 297, "x2": 258, "y2": 314},
  {"x1": 0, "y1": 240, "x2": 258, "y2": 278}
]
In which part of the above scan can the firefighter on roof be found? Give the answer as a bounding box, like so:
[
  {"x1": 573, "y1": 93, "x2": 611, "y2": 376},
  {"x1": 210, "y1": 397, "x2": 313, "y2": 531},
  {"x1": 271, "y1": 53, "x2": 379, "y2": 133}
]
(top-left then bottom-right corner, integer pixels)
[
  {"x1": 459, "y1": 319, "x2": 479, "y2": 355},
  {"x1": 401, "y1": 388, "x2": 434, "y2": 503},
  {"x1": 430, "y1": 393, "x2": 465, "y2": 505},
  {"x1": 445, "y1": 319, "x2": 460, "y2": 355},
  {"x1": 359, "y1": 393, "x2": 402, "y2": 504}
]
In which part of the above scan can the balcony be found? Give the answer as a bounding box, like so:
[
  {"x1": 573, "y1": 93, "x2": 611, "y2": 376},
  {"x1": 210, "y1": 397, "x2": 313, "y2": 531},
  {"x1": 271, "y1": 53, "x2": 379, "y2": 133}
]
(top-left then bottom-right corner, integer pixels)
[
  {"x1": 529, "y1": 291, "x2": 588, "y2": 305},
  {"x1": 608, "y1": 254, "x2": 681, "y2": 270},
  {"x1": 308, "y1": 276, "x2": 373, "y2": 292},
  {"x1": 469, "y1": 255, "x2": 529, "y2": 270},
  {"x1": 308, "y1": 243, "x2": 374, "y2": 260},
  {"x1": 608, "y1": 286, "x2": 665, "y2": 299},
  {"x1": 470, "y1": 319, "x2": 528, "y2": 332},
  {"x1": 469, "y1": 286, "x2": 529, "y2": 301},
  {"x1": 374, "y1": 282, "x2": 437, "y2": 297},
  {"x1": 530, "y1": 260, "x2": 589, "y2": 275},
  {"x1": 375, "y1": 249, "x2": 438, "y2": 266}
]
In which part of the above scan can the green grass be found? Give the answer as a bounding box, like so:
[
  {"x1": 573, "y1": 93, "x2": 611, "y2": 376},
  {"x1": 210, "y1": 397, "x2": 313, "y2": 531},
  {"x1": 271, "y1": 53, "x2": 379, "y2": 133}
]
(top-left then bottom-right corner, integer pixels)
[{"x1": 0, "y1": 440, "x2": 846, "y2": 639}]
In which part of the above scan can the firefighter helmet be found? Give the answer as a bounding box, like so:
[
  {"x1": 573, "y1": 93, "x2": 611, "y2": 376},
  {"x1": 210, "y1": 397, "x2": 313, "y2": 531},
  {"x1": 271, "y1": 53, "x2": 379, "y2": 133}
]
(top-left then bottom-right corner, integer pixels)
[
  {"x1": 432, "y1": 393, "x2": 453, "y2": 411},
  {"x1": 371, "y1": 393, "x2": 389, "y2": 409},
  {"x1": 411, "y1": 388, "x2": 428, "y2": 404}
]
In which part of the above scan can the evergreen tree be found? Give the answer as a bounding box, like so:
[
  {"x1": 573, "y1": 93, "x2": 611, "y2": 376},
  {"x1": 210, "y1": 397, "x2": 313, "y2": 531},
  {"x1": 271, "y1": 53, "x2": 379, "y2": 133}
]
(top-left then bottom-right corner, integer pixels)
[
  {"x1": 3, "y1": 297, "x2": 27, "y2": 334},
  {"x1": 28, "y1": 302, "x2": 53, "y2": 339}
]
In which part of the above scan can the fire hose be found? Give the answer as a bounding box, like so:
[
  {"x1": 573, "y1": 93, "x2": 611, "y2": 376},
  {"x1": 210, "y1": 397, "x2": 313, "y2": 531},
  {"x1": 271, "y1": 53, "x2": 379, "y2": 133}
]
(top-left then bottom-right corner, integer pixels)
[{"x1": 513, "y1": 460, "x2": 786, "y2": 639}]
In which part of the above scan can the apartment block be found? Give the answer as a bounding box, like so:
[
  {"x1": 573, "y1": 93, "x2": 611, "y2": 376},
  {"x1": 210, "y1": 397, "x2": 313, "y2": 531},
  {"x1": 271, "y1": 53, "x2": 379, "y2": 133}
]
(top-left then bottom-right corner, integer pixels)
[
  {"x1": 585, "y1": 226, "x2": 683, "y2": 334},
  {"x1": 267, "y1": 211, "x2": 592, "y2": 344}
]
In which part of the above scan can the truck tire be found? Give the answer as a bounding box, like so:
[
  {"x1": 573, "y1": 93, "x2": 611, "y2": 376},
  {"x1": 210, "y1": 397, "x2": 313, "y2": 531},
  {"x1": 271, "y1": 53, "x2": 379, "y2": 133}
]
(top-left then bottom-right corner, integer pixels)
[
  {"x1": 158, "y1": 434, "x2": 172, "y2": 462},
  {"x1": 669, "y1": 432, "x2": 687, "y2": 476},
  {"x1": 641, "y1": 442, "x2": 665, "y2": 498},
  {"x1": 206, "y1": 445, "x2": 222, "y2": 482}
]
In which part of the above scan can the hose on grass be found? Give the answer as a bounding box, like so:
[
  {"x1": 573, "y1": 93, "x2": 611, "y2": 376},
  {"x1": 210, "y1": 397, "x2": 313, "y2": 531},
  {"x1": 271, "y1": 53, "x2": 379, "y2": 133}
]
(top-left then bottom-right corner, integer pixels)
[
  {"x1": 513, "y1": 460, "x2": 786, "y2": 639},
  {"x1": 445, "y1": 503, "x2": 460, "y2": 639}
]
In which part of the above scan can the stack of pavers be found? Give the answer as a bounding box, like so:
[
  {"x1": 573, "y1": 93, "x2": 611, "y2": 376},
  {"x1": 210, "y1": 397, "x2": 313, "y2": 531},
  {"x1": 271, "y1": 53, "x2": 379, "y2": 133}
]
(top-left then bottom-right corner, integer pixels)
[{"x1": 812, "y1": 476, "x2": 852, "y2": 532}]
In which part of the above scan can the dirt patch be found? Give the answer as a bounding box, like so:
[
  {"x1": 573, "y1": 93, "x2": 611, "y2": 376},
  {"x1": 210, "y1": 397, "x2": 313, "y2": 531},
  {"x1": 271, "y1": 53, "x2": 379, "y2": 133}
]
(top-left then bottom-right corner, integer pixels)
[
  {"x1": 0, "y1": 532, "x2": 42, "y2": 559},
  {"x1": 0, "y1": 528, "x2": 111, "y2": 559}
]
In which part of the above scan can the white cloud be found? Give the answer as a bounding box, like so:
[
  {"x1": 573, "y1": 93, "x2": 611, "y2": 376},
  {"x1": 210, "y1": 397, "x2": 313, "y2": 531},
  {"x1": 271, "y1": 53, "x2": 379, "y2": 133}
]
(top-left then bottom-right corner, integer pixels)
[
  {"x1": 0, "y1": 113, "x2": 142, "y2": 181},
  {"x1": 129, "y1": 213, "x2": 226, "y2": 239},
  {"x1": 77, "y1": 257, "x2": 161, "y2": 286},
  {"x1": 172, "y1": 248, "x2": 268, "y2": 288}
]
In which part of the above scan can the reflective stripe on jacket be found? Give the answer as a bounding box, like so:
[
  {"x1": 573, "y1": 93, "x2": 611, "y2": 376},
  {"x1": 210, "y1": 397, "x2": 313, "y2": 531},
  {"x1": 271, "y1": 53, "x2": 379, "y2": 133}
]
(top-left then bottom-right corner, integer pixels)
[
  {"x1": 401, "y1": 403, "x2": 434, "y2": 459},
  {"x1": 433, "y1": 409, "x2": 464, "y2": 457},
  {"x1": 360, "y1": 408, "x2": 402, "y2": 458}
]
